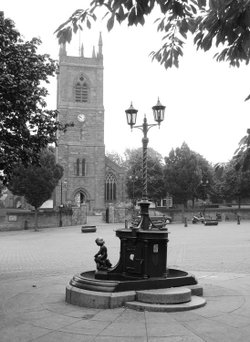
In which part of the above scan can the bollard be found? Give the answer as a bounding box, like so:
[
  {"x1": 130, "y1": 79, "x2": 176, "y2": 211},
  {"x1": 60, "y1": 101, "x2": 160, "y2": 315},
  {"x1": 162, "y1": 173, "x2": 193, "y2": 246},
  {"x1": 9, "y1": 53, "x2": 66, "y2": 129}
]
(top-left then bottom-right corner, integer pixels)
[
  {"x1": 237, "y1": 215, "x2": 240, "y2": 225},
  {"x1": 184, "y1": 217, "x2": 188, "y2": 227},
  {"x1": 24, "y1": 220, "x2": 28, "y2": 230}
]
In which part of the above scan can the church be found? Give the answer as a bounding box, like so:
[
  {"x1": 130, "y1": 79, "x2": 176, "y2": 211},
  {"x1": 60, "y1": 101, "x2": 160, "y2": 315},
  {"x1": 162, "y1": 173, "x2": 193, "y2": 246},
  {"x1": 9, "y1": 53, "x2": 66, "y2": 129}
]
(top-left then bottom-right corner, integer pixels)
[{"x1": 54, "y1": 34, "x2": 126, "y2": 214}]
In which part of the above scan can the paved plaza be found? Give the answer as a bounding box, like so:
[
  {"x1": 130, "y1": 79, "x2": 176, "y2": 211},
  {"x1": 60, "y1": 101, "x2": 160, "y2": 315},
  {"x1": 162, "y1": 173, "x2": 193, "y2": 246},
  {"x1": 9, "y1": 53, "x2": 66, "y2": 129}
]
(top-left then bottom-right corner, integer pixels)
[{"x1": 1, "y1": 219, "x2": 250, "y2": 341}]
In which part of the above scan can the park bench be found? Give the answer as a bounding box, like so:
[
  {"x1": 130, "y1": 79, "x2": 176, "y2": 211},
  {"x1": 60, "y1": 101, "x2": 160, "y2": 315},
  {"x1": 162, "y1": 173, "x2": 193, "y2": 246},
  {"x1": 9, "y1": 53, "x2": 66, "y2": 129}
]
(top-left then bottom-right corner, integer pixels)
[
  {"x1": 81, "y1": 225, "x2": 97, "y2": 233},
  {"x1": 204, "y1": 219, "x2": 218, "y2": 226}
]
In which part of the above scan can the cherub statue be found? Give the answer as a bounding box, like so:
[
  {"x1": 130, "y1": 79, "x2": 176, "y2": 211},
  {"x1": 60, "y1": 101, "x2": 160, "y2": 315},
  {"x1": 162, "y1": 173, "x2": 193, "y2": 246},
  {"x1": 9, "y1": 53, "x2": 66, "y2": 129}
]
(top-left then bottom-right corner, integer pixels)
[{"x1": 94, "y1": 237, "x2": 112, "y2": 271}]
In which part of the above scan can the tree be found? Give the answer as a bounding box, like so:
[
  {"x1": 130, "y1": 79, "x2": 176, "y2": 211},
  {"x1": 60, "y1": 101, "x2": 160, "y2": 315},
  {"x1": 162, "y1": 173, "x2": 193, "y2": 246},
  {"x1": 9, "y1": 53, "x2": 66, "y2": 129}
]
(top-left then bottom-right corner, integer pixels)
[
  {"x1": 216, "y1": 157, "x2": 250, "y2": 208},
  {"x1": 233, "y1": 128, "x2": 250, "y2": 172},
  {"x1": 55, "y1": 0, "x2": 250, "y2": 69},
  {"x1": 164, "y1": 142, "x2": 212, "y2": 207},
  {"x1": 213, "y1": 129, "x2": 250, "y2": 206},
  {"x1": 0, "y1": 12, "x2": 71, "y2": 185},
  {"x1": 8, "y1": 148, "x2": 63, "y2": 231},
  {"x1": 106, "y1": 151, "x2": 125, "y2": 167},
  {"x1": 125, "y1": 148, "x2": 165, "y2": 204}
]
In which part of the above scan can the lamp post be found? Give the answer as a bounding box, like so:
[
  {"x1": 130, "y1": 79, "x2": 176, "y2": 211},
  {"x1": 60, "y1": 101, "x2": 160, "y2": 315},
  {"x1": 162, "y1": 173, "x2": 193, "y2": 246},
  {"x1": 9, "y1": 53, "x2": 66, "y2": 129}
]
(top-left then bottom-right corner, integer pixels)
[
  {"x1": 125, "y1": 98, "x2": 165, "y2": 230},
  {"x1": 200, "y1": 179, "x2": 209, "y2": 217},
  {"x1": 59, "y1": 179, "x2": 67, "y2": 227}
]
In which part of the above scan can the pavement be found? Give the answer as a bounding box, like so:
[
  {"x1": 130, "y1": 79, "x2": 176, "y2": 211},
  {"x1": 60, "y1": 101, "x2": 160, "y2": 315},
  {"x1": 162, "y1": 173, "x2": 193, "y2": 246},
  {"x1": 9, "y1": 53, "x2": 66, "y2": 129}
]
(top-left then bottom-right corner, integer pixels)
[{"x1": 1, "y1": 218, "x2": 250, "y2": 341}]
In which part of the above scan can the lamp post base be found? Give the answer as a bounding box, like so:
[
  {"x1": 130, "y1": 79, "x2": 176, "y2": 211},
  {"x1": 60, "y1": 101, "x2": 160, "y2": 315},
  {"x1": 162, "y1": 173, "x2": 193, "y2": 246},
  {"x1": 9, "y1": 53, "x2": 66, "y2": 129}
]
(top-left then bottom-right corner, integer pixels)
[{"x1": 137, "y1": 199, "x2": 151, "y2": 230}]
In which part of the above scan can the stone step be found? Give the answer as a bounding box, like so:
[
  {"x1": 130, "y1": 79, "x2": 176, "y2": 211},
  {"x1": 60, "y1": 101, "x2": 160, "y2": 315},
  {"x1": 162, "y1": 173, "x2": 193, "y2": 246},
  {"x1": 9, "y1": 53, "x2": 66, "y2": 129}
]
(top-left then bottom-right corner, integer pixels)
[
  {"x1": 137, "y1": 287, "x2": 191, "y2": 304},
  {"x1": 183, "y1": 284, "x2": 203, "y2": 296},
  {"x1": 126, "y1": 295, "x2": 206, "y2": 312}
]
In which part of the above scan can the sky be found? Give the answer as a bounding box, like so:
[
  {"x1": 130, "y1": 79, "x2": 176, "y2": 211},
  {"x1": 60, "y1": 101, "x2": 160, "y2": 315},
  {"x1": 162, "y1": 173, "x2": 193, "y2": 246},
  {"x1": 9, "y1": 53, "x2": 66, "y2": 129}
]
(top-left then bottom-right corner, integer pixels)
[{"x1": 2, "y1": 1, "x2": 250, "y2": 165}]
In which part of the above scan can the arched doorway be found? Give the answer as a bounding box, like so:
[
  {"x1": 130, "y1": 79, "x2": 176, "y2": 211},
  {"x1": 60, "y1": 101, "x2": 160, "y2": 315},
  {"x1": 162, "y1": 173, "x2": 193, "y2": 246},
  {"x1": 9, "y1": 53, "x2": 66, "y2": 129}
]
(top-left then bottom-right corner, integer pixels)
[
  {"x1": 73, "y1": 189, "x2": 90, "y2": 213},
  {"x1": 74, "y1": 191, "x2": 87, "y2": 206}
]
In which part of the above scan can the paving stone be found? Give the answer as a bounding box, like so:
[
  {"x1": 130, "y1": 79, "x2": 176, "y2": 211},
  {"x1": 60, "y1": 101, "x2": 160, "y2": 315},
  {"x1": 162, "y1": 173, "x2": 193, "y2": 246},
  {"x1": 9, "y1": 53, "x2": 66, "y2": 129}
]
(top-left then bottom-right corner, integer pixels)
[
  {"x1": 94, "y1": 337, "x2": 147, "y2": 342},
  {"x1": 148, "y1": 336, "x2": 206, "y2": 342},
  {"x1": 99, "y1": 322, "x2": 147, "y2": 337},
  {"x1": 17, "y1": 309, "x2": 60, "y2": 323},
  {"x1": 91, "y1": 307, "x2": 125, "y2": 321},
  {"x1": 165, "y1": 311, "x2": 204, "y2": 322},
  {"x1": 0, "y1": 323, "x2": 50, "y2": 342},
  {"x1": 204, "y1": 295, "x2": 244, "y2": 313},
  {"x1": 35, "y1": 330, "x2": 93, "y2": 342},
  {"x1": 209, "y1": 312, "x2": 250, "y2": 328},
  {"x1": 30, "y1": 314, "x2": 80, "y2": 330},
  {"x1": 146, "y1": 321, "x2": 195, "y2": 337},
  {"x1": 145, "y1": 311, "x2": 177, "y2": 324},
  {"x1": 183, "y1": 317, "x2": 246, "y2": 342},
  {"x1": 60, "y1": 319, "x2": 110, "y2": 336},
  {"x1": 114, "y1": 308, "x2": 146, "y2": 323}
]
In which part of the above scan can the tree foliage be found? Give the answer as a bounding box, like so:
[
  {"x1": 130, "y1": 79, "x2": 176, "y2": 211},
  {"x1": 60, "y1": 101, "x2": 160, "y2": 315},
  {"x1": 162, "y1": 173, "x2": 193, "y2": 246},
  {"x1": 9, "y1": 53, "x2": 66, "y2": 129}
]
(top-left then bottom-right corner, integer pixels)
[
  {"x1": 106, "y1": 150, "x2": 126, "y2": 167},
  {"x1": 0, "y1": 12, "x2": 71, "y2": 185},
  {"x1": 55, "y1": 0, "x2": 250, "y2": 69},
  {"x1": 216, "y1": 158, "x2": 250, "y2": 206},
  {"x1": 164, "y1": 142, "x2": 212, "y2": 206},
  {"x1": 8, "y1": 148, "x2": 63, "y2": 230},
  {"x1": 213, "y1": 130, "x2": 250, "y2": 205},
  {"x1": 233, "y1": 128, "x2": 250, "y2": 172}
]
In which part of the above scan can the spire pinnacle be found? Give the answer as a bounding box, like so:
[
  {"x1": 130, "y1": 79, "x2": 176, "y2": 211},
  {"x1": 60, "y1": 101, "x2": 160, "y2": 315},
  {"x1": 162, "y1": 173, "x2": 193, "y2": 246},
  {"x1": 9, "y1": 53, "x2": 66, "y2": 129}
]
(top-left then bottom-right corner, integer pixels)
[
  {"x1": 59, "y1": 43, "x2": 67, "y2": 57},
  {"x1": 80, "y1": 43, "x2": 84, "y2": 57},
  {"x1": 98, "y1": 32, "x2": 103, "y2": 58}
]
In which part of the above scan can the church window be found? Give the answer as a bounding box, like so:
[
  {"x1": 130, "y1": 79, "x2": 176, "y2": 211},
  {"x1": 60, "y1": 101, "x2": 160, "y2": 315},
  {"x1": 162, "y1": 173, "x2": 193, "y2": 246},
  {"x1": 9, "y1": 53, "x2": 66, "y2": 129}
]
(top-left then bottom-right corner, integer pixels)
[
  {"x1": 75, "y1": 76, "x2": 89, "y2": 102},
  {"x1": 75, "y1": 158, "x2": 87, "y2": 176},
  {"x1": 76, "y1": 158, "x2": 80, "y2": 176},
  {"x1": 82, "y1": 159, "x2": 86, "y2": 176},
  {"x1": 105, "y1": 173, "x2": 117, "y2": 201}
]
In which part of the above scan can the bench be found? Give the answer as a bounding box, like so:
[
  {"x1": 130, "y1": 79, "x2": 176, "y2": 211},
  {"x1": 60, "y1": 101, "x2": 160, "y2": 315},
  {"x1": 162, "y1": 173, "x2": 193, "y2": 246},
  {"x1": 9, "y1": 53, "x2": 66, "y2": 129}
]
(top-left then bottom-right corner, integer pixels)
[
  {"x1": 204, "y1": 220, "x2": 218, "y2": 226},
  {"x1": 81, "y1": 225, "x2": 97, "y2": 233}
]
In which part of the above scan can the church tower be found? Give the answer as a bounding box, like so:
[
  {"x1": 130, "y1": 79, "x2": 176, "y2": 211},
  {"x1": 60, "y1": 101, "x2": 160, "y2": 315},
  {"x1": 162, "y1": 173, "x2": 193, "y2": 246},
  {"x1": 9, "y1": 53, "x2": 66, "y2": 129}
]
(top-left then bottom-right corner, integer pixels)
[{"x1": 56, "y1": 34, "x2": 105, "y2": 212}]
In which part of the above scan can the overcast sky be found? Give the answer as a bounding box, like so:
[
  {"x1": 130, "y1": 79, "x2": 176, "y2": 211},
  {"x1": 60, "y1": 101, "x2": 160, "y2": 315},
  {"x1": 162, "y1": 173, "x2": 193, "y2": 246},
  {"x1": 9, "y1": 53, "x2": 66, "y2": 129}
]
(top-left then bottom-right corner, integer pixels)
[{"x1": 3, "y1": 1, "x2": 250, "y2": 164}]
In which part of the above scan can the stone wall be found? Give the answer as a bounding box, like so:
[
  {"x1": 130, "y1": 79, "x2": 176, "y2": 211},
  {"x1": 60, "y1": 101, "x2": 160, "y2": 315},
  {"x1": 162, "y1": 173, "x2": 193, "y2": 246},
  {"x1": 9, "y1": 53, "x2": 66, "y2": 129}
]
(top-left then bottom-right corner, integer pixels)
[
  {"x1": 106, "y1": 203, "x2": 130, "y2": 224},
  {"x1": 0, "y1": 205, "x2": 87, "y2": 231}
]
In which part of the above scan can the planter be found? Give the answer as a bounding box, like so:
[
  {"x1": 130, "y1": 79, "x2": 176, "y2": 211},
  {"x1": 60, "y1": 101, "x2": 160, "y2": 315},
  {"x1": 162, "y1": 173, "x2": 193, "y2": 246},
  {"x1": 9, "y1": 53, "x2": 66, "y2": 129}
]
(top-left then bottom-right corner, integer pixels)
[{"x1": 81, "y1": 225, "x2": 96, "y2": 233}]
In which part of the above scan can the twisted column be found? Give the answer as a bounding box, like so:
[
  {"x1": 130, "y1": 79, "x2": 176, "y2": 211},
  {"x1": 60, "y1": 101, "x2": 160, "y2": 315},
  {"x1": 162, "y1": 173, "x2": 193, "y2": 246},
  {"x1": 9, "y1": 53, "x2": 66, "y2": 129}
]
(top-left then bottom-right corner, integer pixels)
[
  {"x1": 142, "y1": 116, "x2": 149, "y2": 200},
  {"x1": 142, "y1": 136, "x2": 149, "y2": 200}
]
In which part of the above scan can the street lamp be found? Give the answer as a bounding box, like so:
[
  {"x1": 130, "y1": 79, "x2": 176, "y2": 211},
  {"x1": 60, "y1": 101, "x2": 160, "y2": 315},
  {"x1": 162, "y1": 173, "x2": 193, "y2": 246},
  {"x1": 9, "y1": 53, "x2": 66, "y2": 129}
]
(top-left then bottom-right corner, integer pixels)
[
  {"x1": 59, "y1": 178, "x2": 67, "y2": 227},
  {"x1": 125, "y1": 98, "x2": 165, "y2": 230},
  {"x1": 200, "y1": 179, "x2": 209, "y2": 217}
]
